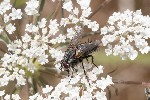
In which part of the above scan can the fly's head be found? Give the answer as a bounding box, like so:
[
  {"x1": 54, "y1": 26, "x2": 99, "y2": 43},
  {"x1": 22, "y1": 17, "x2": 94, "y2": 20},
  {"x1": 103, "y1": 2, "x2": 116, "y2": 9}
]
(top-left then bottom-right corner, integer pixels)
[{"x1": 60, "y1": 48, "x2": 76, "y2": 71}]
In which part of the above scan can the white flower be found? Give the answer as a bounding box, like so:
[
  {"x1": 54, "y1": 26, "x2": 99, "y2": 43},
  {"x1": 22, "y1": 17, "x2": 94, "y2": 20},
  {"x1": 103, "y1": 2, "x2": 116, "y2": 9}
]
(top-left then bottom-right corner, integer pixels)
[
  {"x1": 38, "y1": 18, "x2": 47, "y2": 28},
  {"x1": 73, "y1": 7, "x2": 79, "y2": 16},
  {"x1": 37, "y1": 54, "x2": 49, "y2": 65},
  {"x1": 77, "y1": 0, "x2": 91, "y2": 9},
  {"x1": 105, "y1": 44, "x2": 112, "y2": 56},
  {"x1": 87, "y1": 21, "x2": 99, "y2": 31},
  {"x1": 94, "y1": 91, "x2": 107, "y2": 100},
  {"x1": 55, "y1": 63, "x2": 61, "y2": 70},
  {"x1": 42, "y1": 27, "x2": 47, "y2": 34},
  {"x1": 12, "y1": 94, "x2": 21, "y2": 100},
  {"x1": 81, "y1": 7, "x2": 92, "y2": 18},
  {"x1": 63, "y1": 0, "x2": 73, "y2": 12},
  {"x1": 74, "y1": 25, "x2": 82, "y2": 33},
  {"x1": 0, "y1": 90, "x2": 5, "y2": 96},
  {"x1": 22, "y1": 33, "x2": 31, "y2": 42},
  {"x1": 80, "y1": 91, "x2": 93, "y2": 100},
  {"x1": 60, "y1": 18, "x2": 70, "y2": 27},
  {"x1": 25, "y1": 24, "x2": 38, "y2": 33},
  {"x1": 49, "y1": 48, "x2": 64, "y2": 62},
  {"x1": 66, "y1": 28, "x2": 76, "y2": 39},
  {"x1": 0, "y1": 0, "x2": 12, "y2": 15},
  {"x1": 9, "y1": 8, "x2": 22, "y2": 20},
  {"x1": 25, "y1": 0, "x2": 39, "y2": 15},
  {"x1": 49, "y1": 34, "x2": 66, "y2": 44},
  {"x1": 92, "y1": 65, "x2": 103, "y2": 75},
  {"x1": 0, "y1": 68, "x2": 6, "y2": 76},
  {"x1": 5, "y1": 23, "x2": 16, "y2": 34},
  {"x1": 42, "y1": 85, "x2": 53, "y2": 93},
  {"x1": 4, "y1": 14, "x2": 10, "y2": 23},
  {"x1": 96, "y1": 75, "x2": 113, "y2": 91},
  {"x1": 16, "y1": 75, "x2": 26, "y2": 86},
  {"x1": 29, "y1": 93, "x2": 39, "y2": 100},
  {"x1": 49, "y1": 19, "x2": 59, "y2": 35},
  {"x1": 4, "y1": 94, "x2": 10, "y2": 100}
]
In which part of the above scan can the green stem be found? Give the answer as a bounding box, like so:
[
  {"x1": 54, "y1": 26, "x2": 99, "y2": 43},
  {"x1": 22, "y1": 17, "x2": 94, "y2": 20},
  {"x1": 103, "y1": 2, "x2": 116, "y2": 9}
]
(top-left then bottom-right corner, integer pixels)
[
  {"x1": 32, "y1": 78, "x2": 38, "y2": 94},
  {"x1": 12, "y1": 0, "x2": 17, "y2": 7},
  {"x1": 35, "y1": 0, "x2": 45, "y2": 25},
  {"x1": 61, "y1": 0, "x2": 64, "y2": 18},
  {"x1": 27, "y1": 77, "x2": 35, "y2": 95},
  {"x1": 38, "y1": 76, "x2": 48, "y2": 87},
  {"x1": 11, "y1": 85, "x2": 23, "y2": 94},
  {"x1": 3, "y1": 29, "x2": 13, "y2": 42}
]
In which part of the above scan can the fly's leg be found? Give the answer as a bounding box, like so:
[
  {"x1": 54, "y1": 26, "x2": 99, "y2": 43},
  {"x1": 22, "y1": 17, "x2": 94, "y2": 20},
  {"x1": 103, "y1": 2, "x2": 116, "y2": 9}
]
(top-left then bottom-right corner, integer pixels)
[
  {"x1": 66, "y1": 69, "x2": 72, "y2": 83},
  {"x1": 87, "y1": 55, "x2": 98, "y2": 68},
  {"x1": 86, "y1": 58, "x2": 89, "y2": 63},
  {"x1": 82, "y1": 62, "x2": 90, "y2": 86},
  {"x1": 66, "y1": 69, "x2": 70, "y2": 77},
  {"x1": 60, "y1": 63, "x2": 63, "y2": 71},
  {"x1": 71, "y1": 64, "x2": 77, "y2": 73},
  {"x1": 59, "y1": 67, "x2": 62, "y2": 71}
]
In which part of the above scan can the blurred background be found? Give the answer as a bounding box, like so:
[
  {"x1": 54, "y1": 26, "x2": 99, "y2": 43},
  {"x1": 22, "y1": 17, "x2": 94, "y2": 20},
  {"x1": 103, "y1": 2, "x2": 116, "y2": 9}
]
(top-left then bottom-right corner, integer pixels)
[{"x1": 1, "y1": 0, "x2": 150, "y2": 100}]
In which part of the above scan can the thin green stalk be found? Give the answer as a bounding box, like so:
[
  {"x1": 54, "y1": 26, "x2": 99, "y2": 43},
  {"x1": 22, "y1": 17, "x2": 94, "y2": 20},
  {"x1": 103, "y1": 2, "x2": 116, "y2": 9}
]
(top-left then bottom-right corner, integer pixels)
[
  {"x1": 3, "y1": 29, "x2": 13, "y2": 42},
  {"x1": 11, "y1": 85, "x2": 23, "y2": 94},
  {"x1": 60, "y1": 0, "x2": 65, "y2": 33},
  {"x1": 61, "y1": 0, "x2": 64, "y2": 18},
  {"x1": 14, "y1": 20, "x2": 22, "y2": 40},
  {"x1": 35, "y1": 0, "x2": 45, "y2": 25},
  {"x1": 38, "y1": 76, "x2": 48, "y2": 87},
  {"x1": 12, "y1": 0, "x2": 17, "y2": 7},
  {"x1": 32, "y1": 78, "x2": 38, "y2": 94},
  {"x1": 27, "y1": 77, "x2": 35, "y2": 96}
]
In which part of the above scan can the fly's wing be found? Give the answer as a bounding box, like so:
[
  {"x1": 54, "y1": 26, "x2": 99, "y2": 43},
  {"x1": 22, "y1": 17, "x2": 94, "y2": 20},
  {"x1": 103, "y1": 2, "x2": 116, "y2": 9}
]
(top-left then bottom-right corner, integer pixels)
[
  {"x1": 76, "y1": 40, "x2": 101, "y2": 56},
  {"x1": 67, "y1": 27, "x2": 101, "y2": 58}
]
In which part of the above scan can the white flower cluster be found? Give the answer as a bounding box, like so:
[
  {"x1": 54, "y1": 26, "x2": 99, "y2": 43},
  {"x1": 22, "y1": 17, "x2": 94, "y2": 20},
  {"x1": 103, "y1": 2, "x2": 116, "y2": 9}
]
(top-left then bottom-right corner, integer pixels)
[
  {"x1": 0, "y1": 17, "x2": 67, "y2": 86},
  {"x1": 0, "y1": 35, "x2": 48, "y2": 86},
  {"x1": 25, "y1": 0, "x2": 39, "y2": 15},
  {"x1": 0, "y1": 0, "x2": 22, "y2": 34},
  {"x1": 101, "y1": 9, "x2": 150, "y2": 60},
  {"x1": 0, "y1": 0, "x2": 114, "y2": 100},
  {"x1": 0, "y1": 65, "x2": 113, "y2": 100},
  {"x1": 49, "y1": 48, "x2": 64, "y2": 63},
  {"x1": 28, "y1": 65, "x2": 113, "y2": 100},
  {"x1": 0, "y1": 0, "x2": 12, "y2": 15},
  {"x1": 62, "y1": 0, "x2": 99, "y2": 38},
  {"x1": 0, "y1": 90, "x2": 21, "y2": 100}
]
